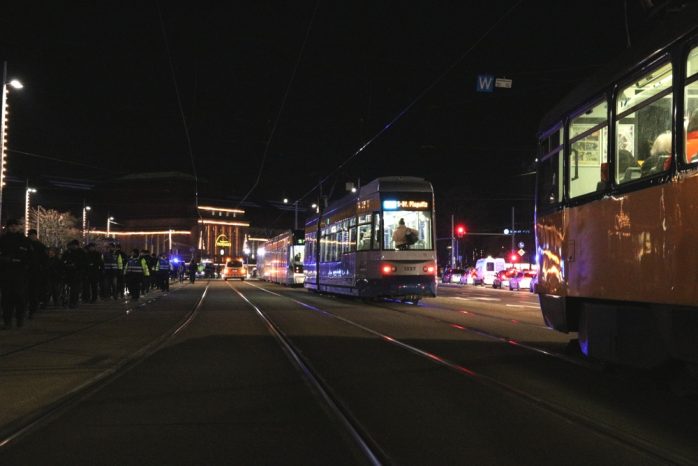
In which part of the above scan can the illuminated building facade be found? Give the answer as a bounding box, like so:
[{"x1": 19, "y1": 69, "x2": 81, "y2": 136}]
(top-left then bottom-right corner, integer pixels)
[{"x1": 93, "y1": 172, "x2": 250, "y2": 261}]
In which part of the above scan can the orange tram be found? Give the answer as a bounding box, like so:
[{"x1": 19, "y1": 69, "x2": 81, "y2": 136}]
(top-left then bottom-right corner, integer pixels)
[{"x1": 535, "y1": 8, "x2": 698, "y2": 368}]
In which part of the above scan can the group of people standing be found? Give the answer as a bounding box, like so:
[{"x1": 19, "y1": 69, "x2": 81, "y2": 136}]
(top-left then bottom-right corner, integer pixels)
[{"x1": 0, "y1": 217, "x2": 182, "y2": 330}]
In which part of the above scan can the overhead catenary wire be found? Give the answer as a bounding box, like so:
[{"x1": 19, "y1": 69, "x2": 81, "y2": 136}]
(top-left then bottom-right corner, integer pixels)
[
  {"x1": 294, "y1": 0, "x2": 524, "y2": 206},
  {"x1": 9, "y1": 149, "x2": 115, "y2": 172},
  {"x1": 155, "y1": 1, "x2": 200, "y2": 213},
  {"x1": 236, "y1": 0, "x2": 319, "y2": 209}
]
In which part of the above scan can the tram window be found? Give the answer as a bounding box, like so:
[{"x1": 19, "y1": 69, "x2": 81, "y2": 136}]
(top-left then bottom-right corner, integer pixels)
[
  {"x1": 357, "y1": 224, "x2": 371, "y2": 250},
  {"x1": 569, "y1": 100, "x2": 608, "y2": 197},
  {"x1": 616, "y1": 62, "x2": 673, "y2": 182},
  {"x1": 382, "y1": 210, "x2": 433, "y2": 250},
  {"x1": 349, "y1": 226, "x2": 357, "y2": 252},
  {"x1": 536, "y1": 150, "x2": 562, "y2": 208},
  {"x1": 687, "y1": 46, "x2": 698, "y2": 78},
  {"x1": 685, "y1": 46, "x2": 698, "y2": 164},
  {"x1": 372, "y1": 213, "x2": 381, "y2": 250}
]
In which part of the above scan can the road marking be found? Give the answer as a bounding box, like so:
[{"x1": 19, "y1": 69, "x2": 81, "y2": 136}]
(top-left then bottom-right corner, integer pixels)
[
  {"x1": 506, "y1": 304, "x2": 540, "y2": 309},
  {"x1": 455, "y1": 297, "x2": 500, "y2": 302}
]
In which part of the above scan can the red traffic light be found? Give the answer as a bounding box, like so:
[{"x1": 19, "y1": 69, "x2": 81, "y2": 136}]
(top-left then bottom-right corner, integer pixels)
[
  {"x1": 455, "y1": 225, "x2": 466, "y2": 238},
  {"x1": 509, "y1": 253, "x2": 519, "y2": 262}
]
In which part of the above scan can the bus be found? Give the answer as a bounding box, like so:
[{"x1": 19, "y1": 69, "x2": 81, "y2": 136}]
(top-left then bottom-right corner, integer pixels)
[
  {"x1": 535, "y1": 6, "x2": 698, "y2": 368},
  {"x1": 304, "y1": 176, "x2": 437, "y2": 303},
  {"x1": 260, "y1": 230, "x2": 305, "y2": 286}
]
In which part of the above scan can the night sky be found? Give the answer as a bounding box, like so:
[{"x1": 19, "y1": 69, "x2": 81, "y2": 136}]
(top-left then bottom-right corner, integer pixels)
[{"x1": 0, "y1": 1, "x2": 659, "y2": 238}]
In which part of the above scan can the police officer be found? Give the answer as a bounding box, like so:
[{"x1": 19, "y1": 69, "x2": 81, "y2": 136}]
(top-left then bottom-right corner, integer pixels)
[
  {"x1": 27, "y1": 228, "x2": 48, "y2": 318},
  {"x1": 83, "y1": 243, "x2": 103, "y2": 303},
  {"x1": 155, "y1": 253, "x2": 171, "y2": 291},
  {"x1": 101, "y1": 243, "x2": 119, "y2": 299},
  {"x1": 46, "y1": 247, "x2": 65, "y2": 307},
  {"x1": 114, "y1": 244, "x2": 126, "y2": 299},
  {"x1": 0, "y1": 219, "x2": 32, "y2": 329},
  {"x1": 125, "y1": 248, "x2": 149, "y2": 301},
  {"x1": 62, "y1": 239, "x2": 86, "y2": 308}
]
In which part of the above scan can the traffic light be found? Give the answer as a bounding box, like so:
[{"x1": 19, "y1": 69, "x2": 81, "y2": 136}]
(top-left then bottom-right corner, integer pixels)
[
  {"x1": 509, "y1": 252, "x2": 519, "y2": 262},
  {"x1": 455, "y1": 225, "x2": 466, "y2": 238}
]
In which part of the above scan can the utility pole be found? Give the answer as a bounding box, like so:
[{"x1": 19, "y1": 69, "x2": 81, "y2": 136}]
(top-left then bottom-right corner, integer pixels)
[
  {"x1": 450, "y1": 214, "x2": 455, "y2": 268},
  {"x1": 511, "y1": 206, "x2": 515, "y2": 254}
]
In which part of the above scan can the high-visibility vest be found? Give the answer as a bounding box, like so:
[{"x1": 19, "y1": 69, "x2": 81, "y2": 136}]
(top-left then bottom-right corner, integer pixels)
[
  {"x1": 156, "y1": 258, "x2": 171, "y2": 271},
  {"x1": 103, "y1": 253, "x2": 118, "y2": 271},
  {"x1": 125, "y1": 257, "x2": 149, "y2": 276}
]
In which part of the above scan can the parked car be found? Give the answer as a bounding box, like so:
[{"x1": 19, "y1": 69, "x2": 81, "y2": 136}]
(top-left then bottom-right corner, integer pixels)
[
  {"x1": 441, "y1": 268, "x2": 465, "y2": 284},
  {"x1": 529, "y1": 273, "x2": 538, "y2": 293},
  {"x1": 459, "y1": 267, "x2": 479, "y2": 285},
  {"x1": 492, "y1": 268, "x2": 518, "y2": 289},
  {"x1": 509, "y1": 270, "x2": 537, "y2": 291}
]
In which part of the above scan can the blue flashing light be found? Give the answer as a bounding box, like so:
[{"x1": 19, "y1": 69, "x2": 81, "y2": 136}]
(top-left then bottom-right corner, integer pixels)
[
  {"x1": 171, "y1": 257, "x2": 181, "y2": 263},
  {"x1": 383, "y1": 200, "x2": 398, "y2": 210}
]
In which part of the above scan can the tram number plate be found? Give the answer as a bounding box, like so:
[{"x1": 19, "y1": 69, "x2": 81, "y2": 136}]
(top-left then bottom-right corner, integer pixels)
[{"x1": 403, "y1": 266, "x2": 416, "y2": 272}]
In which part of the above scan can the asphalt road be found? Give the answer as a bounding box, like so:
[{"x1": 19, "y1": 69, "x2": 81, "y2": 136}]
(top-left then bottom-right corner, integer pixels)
[{"x1": 1, "y1": 280, "x2": 696, "y2": 465}]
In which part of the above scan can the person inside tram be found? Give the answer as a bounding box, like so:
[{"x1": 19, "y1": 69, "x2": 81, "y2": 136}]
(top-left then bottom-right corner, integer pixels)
[
  {"x1": 392, "y1": 218, "x2": 418, "y2": 250},
  {"x1": 686, "y1": 108, "x2": 698, "y2": 163},
  {"x1": 641, "y1": 131, "x2": 672, "y2": 177},
  {"x1": 618, "y1": 149, "x2": 640, "y2": 182}
]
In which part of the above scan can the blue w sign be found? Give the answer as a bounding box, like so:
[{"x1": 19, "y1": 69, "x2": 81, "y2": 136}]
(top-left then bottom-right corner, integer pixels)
[{"x1": 476, "y1": 74, "x2": 494, "y2": 93}]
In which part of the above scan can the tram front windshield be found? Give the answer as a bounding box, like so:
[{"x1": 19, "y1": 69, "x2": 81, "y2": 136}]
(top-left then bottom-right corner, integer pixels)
[{"x1": 382, "y1": 210, "x2": 433, "y2": 250}]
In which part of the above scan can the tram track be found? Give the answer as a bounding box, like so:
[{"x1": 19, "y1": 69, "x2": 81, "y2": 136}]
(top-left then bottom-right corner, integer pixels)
[
  {"x1": 227, "y1": 281, "x2": 386, "y2": 466},
  {"x1": 366, "y1": 299, "x2": 598, "y2": 370},
  {"x1": 244, "y1": 281, "x2": 697, "y2": 466},
  {"x1": 0, "y1": 284, "x2": 209, "y2": 450}
]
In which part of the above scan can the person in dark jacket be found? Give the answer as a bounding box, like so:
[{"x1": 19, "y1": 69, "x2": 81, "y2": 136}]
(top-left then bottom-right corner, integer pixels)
[
  {"x1": 188, "y1": 257, "x2": 199, "y2": 284},
  {"x1": 62, "y1": 239, "x2": 86, "y2": 308},
  {"x1": 46, "y1": 247, "x2": 65, "y2": 307},
  {"x1": 27, "y1": 229, "x2": 49, "y2": 318},
  {"x1": 0, "y1": 219, "x2": 32, "y2": 329},
  {"x1": 83, "y1": 243, "x2": 103, "y2": 303}
]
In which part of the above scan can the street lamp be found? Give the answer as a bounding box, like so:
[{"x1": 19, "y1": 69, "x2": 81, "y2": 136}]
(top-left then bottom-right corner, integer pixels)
[
  {"x1": 24, "y1": 187, "x2": 36, "y2": 236},
  {"x1": 82, "y1": 204, "x2": 91, "y2": 240},
  {"x1": 107, "y1": 216, "x2": 114, "y2": 237},
  {"x1": 0, "y1": 62, "x2": 24, "y2": 224}
]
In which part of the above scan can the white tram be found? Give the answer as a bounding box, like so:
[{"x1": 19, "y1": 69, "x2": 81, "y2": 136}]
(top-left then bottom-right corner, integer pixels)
[
  {"x1": 260, "y1": 230, "x2": 305, "y2": 286},
  {"x1": 304, "y1": 176, "x2": 437, "y2": 303}
]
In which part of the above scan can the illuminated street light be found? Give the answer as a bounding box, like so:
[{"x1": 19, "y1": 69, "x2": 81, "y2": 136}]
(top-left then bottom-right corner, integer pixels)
[
  {"x1": 24, "y1": 187, "x2": 36, "y2": 236},
  {"x1": 0, "y1": 62, "x2": 24, "y2": 224},
  {"x1": 107, "y1": 216, "x2": 115, "y2": 237},
  {"x1": 283, "y1": 198, "x2": 288, "y2": 204},
  {"x1": 82, "y1": 204, "x2": 91, "y2": 241}
]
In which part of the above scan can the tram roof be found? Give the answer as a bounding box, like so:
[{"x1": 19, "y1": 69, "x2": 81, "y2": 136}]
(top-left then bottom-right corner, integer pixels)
[
  {"x1": 538, "y1": 4, "x2": 698, "y2": 135},
  {"x1": 359, "y1": 176, "x2": 433, "y2": 195}
]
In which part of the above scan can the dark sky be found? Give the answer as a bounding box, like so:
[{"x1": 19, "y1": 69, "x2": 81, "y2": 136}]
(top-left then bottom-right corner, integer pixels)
[{"x1": 0, "y1": 1, "x2": 658, "y2": 233}]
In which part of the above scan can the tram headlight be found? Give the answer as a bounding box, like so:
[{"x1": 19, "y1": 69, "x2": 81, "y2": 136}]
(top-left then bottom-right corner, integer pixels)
[
  {"x1": 423, "y1": 265, "x2": 435, "y2": 274},
  {"x1": 381, "y1": 264, "x2": 397, "y2": 274}
]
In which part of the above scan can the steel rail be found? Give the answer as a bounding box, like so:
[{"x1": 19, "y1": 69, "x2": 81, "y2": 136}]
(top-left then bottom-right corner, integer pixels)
[
  {"x1": 227, "y1": 282, "x2": 385, "y2": 466},
  {"x1": 249, "y1": 281, "x2": 695, "y2": 466},
  {"x1": 368, "y1": 299, "x2": 598, "y2": 370},
  {"x1": 0, "y1": 284, "x2": 209, "y2": 450}
]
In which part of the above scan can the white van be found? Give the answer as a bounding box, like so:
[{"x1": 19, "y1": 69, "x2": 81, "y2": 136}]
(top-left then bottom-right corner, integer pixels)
[{"x1": 475, "y1": 257, "x2": 506, "y2": 286}]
